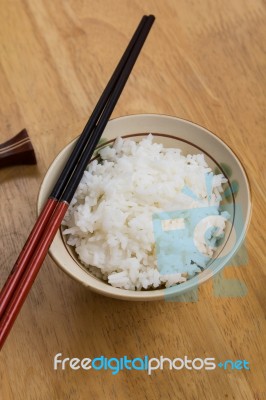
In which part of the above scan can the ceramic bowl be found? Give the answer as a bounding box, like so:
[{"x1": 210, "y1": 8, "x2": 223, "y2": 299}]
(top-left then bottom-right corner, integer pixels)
[{"x1": 37, "y1": 114, "x2": 251, "y2": 301}]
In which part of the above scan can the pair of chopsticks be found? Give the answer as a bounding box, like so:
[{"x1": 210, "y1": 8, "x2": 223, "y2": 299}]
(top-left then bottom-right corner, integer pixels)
[{"x1": 0, "y1": 15, "x2": 155, "y2": 349}]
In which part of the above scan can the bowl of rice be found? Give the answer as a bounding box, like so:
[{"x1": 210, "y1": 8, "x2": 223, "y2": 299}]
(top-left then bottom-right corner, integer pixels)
[{"x1": 38, "y1": 114, "x2": 251, "y2": 301}]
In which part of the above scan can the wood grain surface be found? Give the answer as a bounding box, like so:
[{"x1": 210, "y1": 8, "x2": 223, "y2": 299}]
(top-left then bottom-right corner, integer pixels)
[{"x1": 0, "y1": 1, "x2": 265, "y2": 399}]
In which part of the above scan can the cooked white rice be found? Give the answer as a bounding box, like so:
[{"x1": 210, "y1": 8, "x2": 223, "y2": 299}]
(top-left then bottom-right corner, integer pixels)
[{"x1": 62, "y1": 134, "x2": 228, "y2": 290}]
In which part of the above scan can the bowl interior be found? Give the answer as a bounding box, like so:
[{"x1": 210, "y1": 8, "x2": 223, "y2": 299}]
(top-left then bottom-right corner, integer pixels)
[{"x1": 38, "y1": 114, "x2": 251, "y2": 301}]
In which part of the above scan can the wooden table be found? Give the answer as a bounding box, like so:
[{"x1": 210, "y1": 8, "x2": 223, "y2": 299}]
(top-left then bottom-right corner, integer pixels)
[{"x1": 0, "y1": 1, "x2": 265, "y2": 399}]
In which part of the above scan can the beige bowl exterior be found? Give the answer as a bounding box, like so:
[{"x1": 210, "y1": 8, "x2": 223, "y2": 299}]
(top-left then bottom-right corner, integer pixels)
[{"x1": 37, "y1": 114, "x2": 251, "y2": 301}]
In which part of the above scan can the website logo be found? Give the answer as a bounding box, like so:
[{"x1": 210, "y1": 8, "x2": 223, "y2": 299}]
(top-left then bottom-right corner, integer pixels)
[{"x1": 54, "y1": 354, "x2": 250, "y2": 375}]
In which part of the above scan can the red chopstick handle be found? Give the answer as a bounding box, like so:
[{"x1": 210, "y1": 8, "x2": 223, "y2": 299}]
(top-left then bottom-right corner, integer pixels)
[
  {"x1": 0, "y1": 201, "x2": 68, "y2": 350},
  {"x1": 0, "y1": 198, "x2": 57, "y2": 319}
]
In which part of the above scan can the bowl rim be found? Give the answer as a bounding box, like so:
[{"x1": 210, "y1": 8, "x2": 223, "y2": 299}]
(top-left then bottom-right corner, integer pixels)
[{"x1": 38, "y1": 113, "x2": 252, "y2": 301}]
